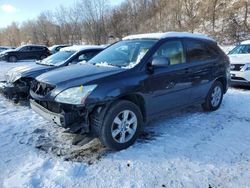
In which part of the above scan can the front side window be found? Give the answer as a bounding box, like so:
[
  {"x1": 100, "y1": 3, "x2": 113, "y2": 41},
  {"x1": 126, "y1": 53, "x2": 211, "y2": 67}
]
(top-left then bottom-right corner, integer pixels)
[
  {"x1": 153, "y1": 40, "x2": 185, "y2": 65},
  {"x1": 89, "y1": 39, "x2": 157, "y2": 68},
  {"x1": 18, "y1": 46, "x2": 30, "y2": 52},
  {"x1": 229, "y1": 45, "x2": 250, "y2": 54}
]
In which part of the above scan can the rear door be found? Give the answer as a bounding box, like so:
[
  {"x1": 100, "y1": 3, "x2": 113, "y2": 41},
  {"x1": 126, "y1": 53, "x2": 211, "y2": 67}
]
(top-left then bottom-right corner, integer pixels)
[
  {"x1": 145, "y1": 39, "x2": 193, "y2": 115},
  {"x1": 183, "y1": 39, "x2": 218, "y2": 102},
  {"x1": 30, "y1": 46, "x2": 42, "y2": 59}
]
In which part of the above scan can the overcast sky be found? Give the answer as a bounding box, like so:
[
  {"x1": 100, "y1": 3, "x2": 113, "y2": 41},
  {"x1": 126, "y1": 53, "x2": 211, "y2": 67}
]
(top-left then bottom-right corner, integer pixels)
[{"x1": 0, "y1": 0, "x2": 124, "y2": 28}]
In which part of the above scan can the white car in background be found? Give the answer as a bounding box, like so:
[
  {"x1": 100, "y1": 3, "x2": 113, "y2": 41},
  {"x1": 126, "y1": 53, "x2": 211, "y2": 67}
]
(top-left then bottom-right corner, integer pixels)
[{"x1": 228, "y1": 40, "x2": 250, "y2": 86}]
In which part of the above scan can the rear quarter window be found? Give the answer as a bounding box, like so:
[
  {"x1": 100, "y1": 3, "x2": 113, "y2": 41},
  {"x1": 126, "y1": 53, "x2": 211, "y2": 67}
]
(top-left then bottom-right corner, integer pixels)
[
  {"x1": 32, "y1": 46, "x2": 46, "y2": 51},
  {"x1": 185, "y1": 39, "x2": 218, "y2": 63}
]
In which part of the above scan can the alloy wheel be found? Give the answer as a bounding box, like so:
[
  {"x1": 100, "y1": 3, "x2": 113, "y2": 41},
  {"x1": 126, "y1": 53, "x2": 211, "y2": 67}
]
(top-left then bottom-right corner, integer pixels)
[
  {"x1": 211, "y1": 86, "x2": 222, "y2": 107},
  {"x1": 111, "y1": 110, "x2": 138, "y2": 144}
]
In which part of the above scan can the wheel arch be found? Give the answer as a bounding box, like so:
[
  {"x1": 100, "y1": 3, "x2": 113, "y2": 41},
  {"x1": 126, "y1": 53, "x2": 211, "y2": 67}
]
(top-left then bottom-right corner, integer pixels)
[
  {"x1": 8, "y1": 55, "x2": 18, "y2": 62},
  {"x1": 118, "y1": 93, "x2": 147, "y2": 123},
  {"x1": 214, "y1": 76, "x2": 228, "y2": 94}
]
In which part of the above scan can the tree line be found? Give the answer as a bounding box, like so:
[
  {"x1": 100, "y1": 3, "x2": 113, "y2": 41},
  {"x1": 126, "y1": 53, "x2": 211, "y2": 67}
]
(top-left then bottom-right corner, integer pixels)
[{"x1": 0, "y1": 0, "x2": 249, "y2": 47}]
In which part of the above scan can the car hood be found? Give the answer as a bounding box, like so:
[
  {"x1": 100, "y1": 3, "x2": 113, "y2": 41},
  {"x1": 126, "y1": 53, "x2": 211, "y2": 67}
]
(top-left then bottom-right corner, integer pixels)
[
  {"x1": 0, "y1": 49, "x2": 14, "y2": 55},
  {"x1": 36, "y1": 63, "x2": 124, "y2": 87},
  {"x1": 5, "y1": 63, "x2": 54, "y2": 83},
  {"x1": 228, "y1": 54, "x2": 250, "y2": 64}
]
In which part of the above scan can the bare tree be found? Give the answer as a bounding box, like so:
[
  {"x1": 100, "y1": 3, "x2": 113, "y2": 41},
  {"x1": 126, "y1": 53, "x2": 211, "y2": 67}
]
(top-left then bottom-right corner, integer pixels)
[{"x1": 0, "y1": 0, "x2": 249, "y2": 46}]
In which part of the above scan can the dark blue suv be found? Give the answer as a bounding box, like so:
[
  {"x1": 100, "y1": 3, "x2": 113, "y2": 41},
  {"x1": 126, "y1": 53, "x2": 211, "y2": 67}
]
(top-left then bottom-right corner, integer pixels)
[{"x1": 30, "y1": 32, "x2": 230, "y2": 150}]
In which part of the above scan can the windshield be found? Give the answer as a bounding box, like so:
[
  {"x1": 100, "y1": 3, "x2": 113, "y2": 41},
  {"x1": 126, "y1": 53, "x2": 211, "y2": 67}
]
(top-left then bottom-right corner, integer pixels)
[
  {"x1": 89, "y1": 39, "x2": 157, "y2": 68},
  {"x1": 15, "y1": 46, "x2": 24, "y2": 51},
  {"x1": 38, "y1": 51, "x2": 75, "y2": 66},
  {"x1": 229, "y1": 44, "x2": 250, "y2": 54}
]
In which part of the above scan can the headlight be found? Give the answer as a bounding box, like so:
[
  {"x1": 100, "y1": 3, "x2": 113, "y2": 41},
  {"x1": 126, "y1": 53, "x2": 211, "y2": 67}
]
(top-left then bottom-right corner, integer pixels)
[
  {"x1": 243, "y1": 63, "x2": 250, "y2": 71},
  {"x1": 55, "y1": 85, "x2": 97, "y2": 105}
]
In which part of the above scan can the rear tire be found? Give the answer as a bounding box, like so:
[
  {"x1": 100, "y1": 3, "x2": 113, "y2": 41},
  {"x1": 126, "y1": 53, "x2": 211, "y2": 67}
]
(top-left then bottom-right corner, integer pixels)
[
  {"x1": 202, "y1": 81, "x2": 224, "y2": 111},
  {"x1": 93, "y1": 100, "x2": 143, "y2": 150},
  {"x1": 8, "y1": 56, "x2": 17, "y2": 62}
]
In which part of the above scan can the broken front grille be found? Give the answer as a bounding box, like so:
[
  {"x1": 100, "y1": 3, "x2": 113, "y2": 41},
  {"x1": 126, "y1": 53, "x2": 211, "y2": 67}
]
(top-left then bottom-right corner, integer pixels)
[{"x1": 31, "y1": 80, "x2": 55, "y2": 96}]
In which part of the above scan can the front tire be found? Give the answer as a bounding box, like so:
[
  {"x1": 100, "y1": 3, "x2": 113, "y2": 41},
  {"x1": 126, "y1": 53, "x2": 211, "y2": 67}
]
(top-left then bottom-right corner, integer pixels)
[
  {"x1": 8, "y1": 56, "x2": 17, "y2": 62},
  {"x1": 202, "y1": 81, "x2": 224, "y2": 111},
  {"x1": 98, "y1": 100, "x2": 143, "y2": 150}
]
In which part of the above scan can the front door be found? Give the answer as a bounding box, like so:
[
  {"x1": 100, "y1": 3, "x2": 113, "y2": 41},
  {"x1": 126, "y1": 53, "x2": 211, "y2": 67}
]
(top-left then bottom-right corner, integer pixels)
[
  {"x1": 144, "y1": 39, "x2": 193, "y2": 116},
  {"x1": 19, "y1": 46, "x2": 31, "y2": 60}
]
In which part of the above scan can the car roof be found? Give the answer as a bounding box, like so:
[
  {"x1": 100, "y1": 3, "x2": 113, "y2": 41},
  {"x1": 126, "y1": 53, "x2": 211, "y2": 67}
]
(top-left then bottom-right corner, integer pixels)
[
  {"x1": 241, "y1": 40, "x2": 250, "y2": 45},
  {"x1": 49, "y1": 44, "x2": 69, "y2": 48},
  {"x1": 22, "y1": 44, "x2": 47, "y2": 48},
  {"x1": 60, "y1": 45, "x2": 105, "y2": 52},
  {"x1": 122, "y1": 32, "x2": 215, "y2": 42}
]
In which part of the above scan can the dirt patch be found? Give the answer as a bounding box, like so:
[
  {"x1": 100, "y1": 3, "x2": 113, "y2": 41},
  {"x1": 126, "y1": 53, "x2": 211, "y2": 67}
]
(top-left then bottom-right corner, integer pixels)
[{"x1": 26, "y1": 127, "x2": 108, "y2": 164}]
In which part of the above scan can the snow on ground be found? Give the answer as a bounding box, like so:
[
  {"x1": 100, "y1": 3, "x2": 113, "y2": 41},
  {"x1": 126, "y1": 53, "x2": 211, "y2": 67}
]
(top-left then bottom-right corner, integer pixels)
[{"x1": 0, "y1": 61, "x2": 250, "y2": 188}]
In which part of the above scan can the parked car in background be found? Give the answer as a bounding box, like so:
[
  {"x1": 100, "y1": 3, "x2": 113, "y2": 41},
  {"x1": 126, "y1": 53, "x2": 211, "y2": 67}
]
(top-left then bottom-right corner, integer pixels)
[
  {"x1": 49, "y1": 44, "x2": 71, "y2": 54},
  {"x1": 30, "y1": 32, "x2": 230, "y2": 150},
  {"x1": 219, "y1": 45, "x2": 235, "y2": 54},
  {"x1": 0, "y1": 46, "x2": 15, "y2": 53},
  {"x1": 228, "y1": 40, "x2": 250, "y2": 86},
  {"x1": 0, "y1": 45, "x2": 51, "y2": 62},
  {"x1": 0, "y1": 45, "x2": 104, "y2": 102}
]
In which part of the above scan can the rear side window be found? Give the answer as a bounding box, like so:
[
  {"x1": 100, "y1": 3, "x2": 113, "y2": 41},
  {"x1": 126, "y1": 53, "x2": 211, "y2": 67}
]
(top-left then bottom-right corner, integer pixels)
[
  {"x1": 31, "y1": 46, "x2": 45, "y2": 51},
  {"x1": 153, "y1": 40, "x2": 185, "y2": 65},
  {"x1": 30, "y1": 47, "x2": 38, "y2": 51},
  {"x1": 206, "y1": 44, "x2": 220, "y2": 57},
  {"x1": 185, "y1": 39, "x2": 217, "y2": 63}
]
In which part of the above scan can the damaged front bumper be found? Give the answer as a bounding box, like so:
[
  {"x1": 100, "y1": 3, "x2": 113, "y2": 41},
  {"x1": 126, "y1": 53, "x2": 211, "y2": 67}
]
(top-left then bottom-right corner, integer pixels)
[
  {"x1": 30, "y1": 99, "x2": 66, "y2": 126},
  {"x1": 30, "y1": 99, "x2": 91, "y2": 132},
  {"x1": 0, "y1": 81, "x2": 16, "y2": 97},
  {"x1": 0, "y1": 81, "x2": 29, "y2": 100}
]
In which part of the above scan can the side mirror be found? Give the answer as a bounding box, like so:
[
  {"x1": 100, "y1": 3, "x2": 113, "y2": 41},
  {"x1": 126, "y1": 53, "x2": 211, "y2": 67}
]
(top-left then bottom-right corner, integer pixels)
[{"x1": 151, "y1": 56, "x2": 170, "y2": 67}]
